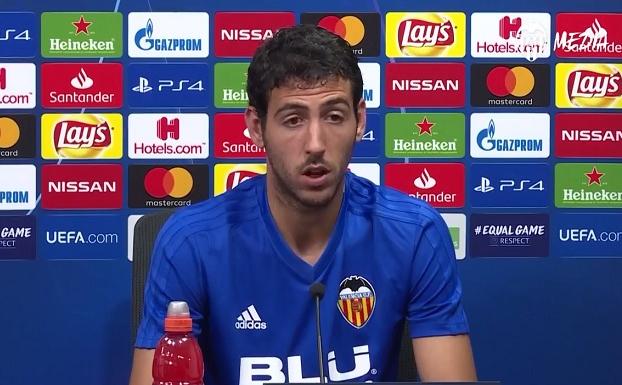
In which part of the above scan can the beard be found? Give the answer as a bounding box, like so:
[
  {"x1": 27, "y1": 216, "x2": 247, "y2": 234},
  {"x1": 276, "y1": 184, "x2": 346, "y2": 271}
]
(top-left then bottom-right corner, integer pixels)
[{"x1": 264, "y1": 141, "x2": 346, "y2": 210}]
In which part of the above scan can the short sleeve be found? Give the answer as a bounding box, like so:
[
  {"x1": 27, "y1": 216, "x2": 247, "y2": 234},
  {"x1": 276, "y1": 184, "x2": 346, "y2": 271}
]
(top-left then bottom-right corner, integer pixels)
[
  {"x1": 135, "y1": 230, "x2": 208, "y2": 348},
  {"x1": 407, "y1": 212, "x2": 469, "y2": 338}
]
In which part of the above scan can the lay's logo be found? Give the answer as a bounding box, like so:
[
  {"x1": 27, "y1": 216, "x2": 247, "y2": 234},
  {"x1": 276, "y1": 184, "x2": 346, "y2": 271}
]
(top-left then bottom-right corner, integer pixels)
[
  {"x1": 41, "y1": 114, "x2": 123, "y2": 159},
  {"x1": 214, "y1": 163, "x2": 266, "y2": 196},
  {"x1": 556, "y1": 63, "x2": 622, "y2": 108},
  {"x1": 386, "y1": 12, "x2": 465, "y2": 57}
]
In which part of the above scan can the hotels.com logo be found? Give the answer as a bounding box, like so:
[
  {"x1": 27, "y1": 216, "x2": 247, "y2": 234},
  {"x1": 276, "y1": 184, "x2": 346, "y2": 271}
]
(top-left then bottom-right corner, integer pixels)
[
  {"x1": 0, "y1": 63, "x2": 36, "y2": 109},
  {"x1": 214, "y1": 12, "x2": 295, "y2": 57},
  {"x1": 41, "y1": 63, "x2": 122, "y2": 108},
  {"x1": 384, "y1": 163, "x2": 464, "y2": 208},
  {"x1": 128, "y1": 113, "x2": 209, "y2": 159},
  {"x1": 214, "y1": 113, "x2": 265, "y2": 159},
  {"x1": 41, "y1": 164, "x2": 122, "y2": 209},
  {"x1": 555, "y1": 13, "x2": 622, "y2": 58},
  {"x1": 471, "y1": 13, "x2": 550, "y2": 61}
]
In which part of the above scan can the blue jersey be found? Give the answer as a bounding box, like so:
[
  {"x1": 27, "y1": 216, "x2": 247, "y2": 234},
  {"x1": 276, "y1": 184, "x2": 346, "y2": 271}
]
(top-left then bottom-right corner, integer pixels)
[{"x1": 136, "y1": 172, "x2": 469, "y2": 385}]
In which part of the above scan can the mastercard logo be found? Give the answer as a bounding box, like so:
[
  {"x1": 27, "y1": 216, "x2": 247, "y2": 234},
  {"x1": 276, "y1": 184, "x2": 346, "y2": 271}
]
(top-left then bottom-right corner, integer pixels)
[
  {"x1": 317, "y1": 15, "x2": 365, "y2": 46},
  {"x1": 0, "y1": 117, "x2": 20, "y2": 148},
  {"x1": 144, "y1": 167, "x2": 193, "y2": 199},
  {"x1": 486, "y1": 66, "x2": 535, "y2": 97}
]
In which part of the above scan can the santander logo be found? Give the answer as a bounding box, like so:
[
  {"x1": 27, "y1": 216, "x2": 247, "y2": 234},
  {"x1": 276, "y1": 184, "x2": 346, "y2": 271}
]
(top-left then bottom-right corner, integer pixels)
[
  {"x1": 398, "y1": 18, "x2": 454, "y2": 48},
  {"x1": 70, "y1": 68, "x2": 94, "y2": 90}
]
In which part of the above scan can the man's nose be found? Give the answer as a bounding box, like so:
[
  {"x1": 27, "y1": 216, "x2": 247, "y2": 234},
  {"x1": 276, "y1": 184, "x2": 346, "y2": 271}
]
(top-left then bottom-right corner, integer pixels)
[{"x1": 305, "y1": 118, "x2": 326, "y2": 155}]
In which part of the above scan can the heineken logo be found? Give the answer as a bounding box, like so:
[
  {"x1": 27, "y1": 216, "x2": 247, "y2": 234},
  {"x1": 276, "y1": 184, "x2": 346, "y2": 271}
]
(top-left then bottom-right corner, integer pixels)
[
  {"x1": 555, "y1": 163, "x2": 622, "y2": 208},
  {"x1": 41, "y1": 12, "x2": 123, "y2": 58},
  {"x1": 385, "y1": 113, "x2": 465, "y2": 158},
  {"x1": 214, "y1": 62, "x2": 249, "y2": 108}
]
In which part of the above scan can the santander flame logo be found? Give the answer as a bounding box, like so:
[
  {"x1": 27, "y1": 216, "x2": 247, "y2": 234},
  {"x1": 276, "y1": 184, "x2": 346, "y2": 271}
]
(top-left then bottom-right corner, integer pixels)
[
  {"x1": 70, "y1": 68, "x2": 94, "y2": 90},
  {"x1": 398, "y1": 18, "x2": 454, "y2": 48}
]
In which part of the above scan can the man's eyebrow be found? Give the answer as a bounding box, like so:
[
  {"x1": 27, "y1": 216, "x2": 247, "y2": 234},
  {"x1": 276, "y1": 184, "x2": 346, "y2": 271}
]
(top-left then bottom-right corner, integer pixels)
[
  {"x1": 321, "y1": 97, "x2": 351, "y2": 109},
  {"x1": 273, "y1": 102, "x2": 308, "y2": 116}
]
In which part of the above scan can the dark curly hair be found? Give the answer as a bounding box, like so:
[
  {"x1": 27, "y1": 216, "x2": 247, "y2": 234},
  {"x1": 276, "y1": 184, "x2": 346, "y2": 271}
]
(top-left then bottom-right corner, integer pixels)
[{"x1": 246, "y1": 24, "x2": 363, "y2": 125}]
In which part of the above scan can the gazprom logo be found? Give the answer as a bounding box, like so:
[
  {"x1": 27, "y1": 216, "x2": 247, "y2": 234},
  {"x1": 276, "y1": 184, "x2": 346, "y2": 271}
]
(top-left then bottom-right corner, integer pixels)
[
  {"x1": 476, "y1": 119, "x2": 543, "y2": 152},
  {"x1": 134, "y1": 19, "x2": 202, "y2": 52}
]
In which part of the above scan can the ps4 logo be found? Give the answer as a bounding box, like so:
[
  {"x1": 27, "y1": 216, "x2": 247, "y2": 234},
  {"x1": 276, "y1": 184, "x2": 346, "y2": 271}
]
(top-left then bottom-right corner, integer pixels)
[
  {"x1": 474, "y1": 177, "x2": 544, "y2": 193},
  {"x1": 0, "y1": 29, "x2": 31, "y2": 41},
  {"x1": 132, "y1": 77, "x2": 205, "y2": 93}
]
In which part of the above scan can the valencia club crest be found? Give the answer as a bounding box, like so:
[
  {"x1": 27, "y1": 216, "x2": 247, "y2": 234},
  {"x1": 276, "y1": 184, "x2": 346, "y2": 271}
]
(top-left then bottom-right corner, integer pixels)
[{"x1": 337, "y1": 275, "x2": 376, "y2": 328}]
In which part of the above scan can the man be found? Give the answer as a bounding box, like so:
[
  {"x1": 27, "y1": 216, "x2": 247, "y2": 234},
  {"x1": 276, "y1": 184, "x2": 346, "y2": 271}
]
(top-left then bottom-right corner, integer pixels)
[{"x1": 129, "y1": 24, "x2": 476, "y2": 385}]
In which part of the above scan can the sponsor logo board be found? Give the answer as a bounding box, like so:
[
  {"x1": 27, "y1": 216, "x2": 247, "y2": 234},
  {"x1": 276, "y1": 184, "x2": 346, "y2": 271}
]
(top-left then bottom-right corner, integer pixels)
[
  {"x1": 0, "y1": 215, "x2": 35, "y2": 259},
  {"x1": 353, "y1": 113, "x2": 381, "y2": 158},
  {"x1": 128, "y1": 12, "x2": 209, "y2": 58},
  {"x1": 0, "y1": 12, "x2": 36, "y2": 57},
  {"x1": 0, "y1": 114, "x2": 35, "y2": 159},
  {"x1": 128, "y1": 114, "x2": 209, "y2": 159},
  {"x1": 385, "y1": 63, "x2": 465, "y2": 107},
  {"x1": 39, "y1": 215, "x2": 123, "y2": 260},
  {"x1": 128, "y1": 165, "x2": 209, "y2": 208},
  {"x1": 385, "y1": 12, "x2": 466, "y2": 57},
  {"x1": 0, "y1": 63, "x2": 36, "y2": 109},
  {"x1": 555, "y1": 113, "x2": 622, "y2": 158},
  {"x1": 41, "y1": 12, "x2": 122, "y2": 57},
  {"x1": 555, "y1": 13, "x2": 622, "y2": 58},
  {"x1": 470, "y1": 214, "x2": 549, "y2": 257},
  {"x1": 214, "y1": 163, "x2": 266, "y2": 196},
  {"x1": 213, "y1": 113, "x2": 264, "y2": 159},
  {"x1": 41, "y1": 63, "x2": 123, "y2": 109},
  {"x1": 41, "y1": 164, "x2": 122, "y2": 209},
  {"x1": 214, "y1": 62, "x2": 249, "y2": 108},
  {"x1": 128, "y1": 63, "x2": 209, "y2": 108},
  {"x1": 385, "y1": 113, "x2": 464, "y2": 158},
  {"x1": 471, "y1": 63, "x2": 549, "y2": 107},
  {"x1": 0, "y1": 164, "x2": 36, "y2": 210},
  {"x1": 471, "y1": 13, "x2": 551, "y2": 60},
  {"x1": 555, "y1": 163, "x2": 622, "y2": 208},
  {"x1": 302, "y1": 13, "x2": 380, "y2": 56},
  {"x1": 384, "y1": 163, "x2": 464, "y2": 208},
  {"x1": 440, "y1": 213, "x2": 466, "y2": 260},
  {"x1": 470, "y1": 163, "x2": 549, "y2": 208},
  {"x1": 555, "y1": 63, "x2": 622, "y2": 108},
  {"x1": 470, "y1": 113, "x2": 550, "y2": 158},
  {"x1": 553, "y1": 214, "x2": 622, "y2": 257},
  {"x1": 215, "y1": 12, "x2": 295, "y2": 57},
  {"x1": 41, "y1": 113, "x2": 123, "y2": 159}
]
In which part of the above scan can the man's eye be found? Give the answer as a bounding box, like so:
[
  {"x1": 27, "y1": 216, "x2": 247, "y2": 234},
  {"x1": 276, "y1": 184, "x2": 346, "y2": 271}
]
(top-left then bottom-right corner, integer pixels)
[
  {"x1": 284, "y1": 116, "x2": 302, "y2": 126},
  {"x1": 327, "y1": 113, "x2": 344, "y2": 123}
]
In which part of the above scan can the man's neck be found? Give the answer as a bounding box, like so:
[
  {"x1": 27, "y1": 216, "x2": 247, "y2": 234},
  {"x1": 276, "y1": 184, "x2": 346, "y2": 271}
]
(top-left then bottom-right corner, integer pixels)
[{"x1": 266, "y1": 178, "x2": 344, "y2": 266}]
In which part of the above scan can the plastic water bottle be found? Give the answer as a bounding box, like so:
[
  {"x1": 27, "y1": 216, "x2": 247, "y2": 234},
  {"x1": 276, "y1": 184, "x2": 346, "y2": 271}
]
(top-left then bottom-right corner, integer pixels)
[{"x1": 152, "y1": 301, "x2": 204, "y2": 385}]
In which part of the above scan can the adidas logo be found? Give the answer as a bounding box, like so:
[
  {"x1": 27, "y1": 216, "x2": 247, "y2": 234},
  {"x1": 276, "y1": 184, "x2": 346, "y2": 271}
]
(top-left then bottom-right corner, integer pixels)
[{"x1": 235, "y1": 305, "x2": 267, "y2": 330}]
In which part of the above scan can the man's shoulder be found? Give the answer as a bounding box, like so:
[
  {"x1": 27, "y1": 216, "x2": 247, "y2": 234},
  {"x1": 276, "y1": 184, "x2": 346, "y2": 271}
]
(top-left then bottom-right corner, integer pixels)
[
  {"x1": 347, "y1": 172, "x2": 444, "y2": 227},
  {"x1": 156, "y1": 176, "x2": 264, "y2": 249}
]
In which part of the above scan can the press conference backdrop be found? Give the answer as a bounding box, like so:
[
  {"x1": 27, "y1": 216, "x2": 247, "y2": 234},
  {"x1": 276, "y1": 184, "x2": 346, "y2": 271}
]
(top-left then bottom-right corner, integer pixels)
[{"x1": 0, "y1": 0, "x2": 621, "y2": 384}]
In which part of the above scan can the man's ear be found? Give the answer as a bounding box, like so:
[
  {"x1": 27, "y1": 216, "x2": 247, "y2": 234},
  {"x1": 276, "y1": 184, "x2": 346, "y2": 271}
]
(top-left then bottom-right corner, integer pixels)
[
  {"x1": 355, "y1": 98, "x2": 367, "y2": 142},
  {"x1": 244, "y1": 106, "x2": 264, "y2": 148}
]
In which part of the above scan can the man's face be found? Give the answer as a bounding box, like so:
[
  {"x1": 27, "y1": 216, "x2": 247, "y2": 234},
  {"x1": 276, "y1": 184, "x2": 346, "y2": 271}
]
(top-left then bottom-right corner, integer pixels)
[{"x1": 246, "y1": 78, "x2": 366, "y2": 209}]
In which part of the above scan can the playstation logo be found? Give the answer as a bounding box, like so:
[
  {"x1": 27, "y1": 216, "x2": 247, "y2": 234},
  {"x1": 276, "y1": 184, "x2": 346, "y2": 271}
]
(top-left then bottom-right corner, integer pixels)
[
  {"x1": 474, "y1": 177, "x2": 495, "y2": 193},
  {"x1": 132, "y1": 77, "x2": 153, "y2": 93}
]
